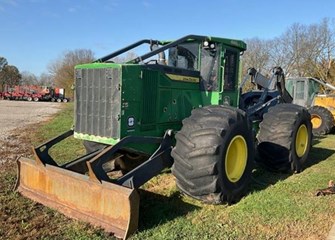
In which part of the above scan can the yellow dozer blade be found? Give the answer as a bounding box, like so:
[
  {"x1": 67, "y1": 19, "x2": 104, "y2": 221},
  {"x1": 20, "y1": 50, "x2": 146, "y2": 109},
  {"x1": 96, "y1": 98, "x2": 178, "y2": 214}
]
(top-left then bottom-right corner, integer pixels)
[
  {"x1": 15, "y1": 129, "x2": 173, "y2": 239},
  {"x1": 16, "y1": 157, "x2": 140, "y2": 239}
]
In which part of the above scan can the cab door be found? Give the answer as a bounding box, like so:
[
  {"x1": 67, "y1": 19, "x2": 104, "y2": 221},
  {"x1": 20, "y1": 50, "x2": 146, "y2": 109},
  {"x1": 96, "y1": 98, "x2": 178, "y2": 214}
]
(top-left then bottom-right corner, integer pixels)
[{"x1": 291, "y1": 80, "x2": 308, "y2": 107}]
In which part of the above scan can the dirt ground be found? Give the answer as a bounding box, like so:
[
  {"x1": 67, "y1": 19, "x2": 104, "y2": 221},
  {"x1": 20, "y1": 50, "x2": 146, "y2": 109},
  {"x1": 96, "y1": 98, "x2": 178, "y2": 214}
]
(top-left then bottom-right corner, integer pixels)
[
  {"x1": 0, "y1": 100, "x2": 71, "y2": 240},
  {"x1": 0, "y1": 101, "x2": 113, "y2": 240},
  {"x1": 0, "y1": 101, "x2": 62, "y2": 139},
  {"x1": 0, "y1": 100, "x2": 62, "y2": 164}
]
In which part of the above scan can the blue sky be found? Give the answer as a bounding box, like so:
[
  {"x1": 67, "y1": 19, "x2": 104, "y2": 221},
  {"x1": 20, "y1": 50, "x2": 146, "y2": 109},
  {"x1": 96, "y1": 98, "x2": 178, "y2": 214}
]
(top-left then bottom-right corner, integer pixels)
[{"x1": 1, "y1": 0, "x2": 334, "y2": 76}]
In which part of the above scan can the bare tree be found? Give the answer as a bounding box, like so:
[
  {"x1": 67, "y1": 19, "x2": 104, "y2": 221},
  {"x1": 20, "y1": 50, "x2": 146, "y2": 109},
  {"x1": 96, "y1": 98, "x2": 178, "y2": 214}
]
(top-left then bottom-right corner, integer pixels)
[
  {"x1": 271, "y1": 23, "x2": 312, "y2": 77},
  {"x1": 242, "y1": 38, "x2": 271, "y2": 74},
  {"x1": 38, "y1": 72, "x2": 54, "y2": 86},
  {"x1": 48, "y1": 49, "x2": 95, "y2": 97},
  {"x1": 306, "y1": 18, "x2": 335, "y2": 84},
  {"x1": 112, "y1": 51, "x2": 138, "y2": 63},
  {"x1": 279, "y1": 19, "x2": 335, "y2": 85},
  {"x1": 269, "y1": 35, "x2": 297, "y2": 76},
  {"x1": 21, "y1": 71, "x2": 38, "y2": 85},
  {"x1": 244, "y1": 18, "x2": 335, "y2": 85}
]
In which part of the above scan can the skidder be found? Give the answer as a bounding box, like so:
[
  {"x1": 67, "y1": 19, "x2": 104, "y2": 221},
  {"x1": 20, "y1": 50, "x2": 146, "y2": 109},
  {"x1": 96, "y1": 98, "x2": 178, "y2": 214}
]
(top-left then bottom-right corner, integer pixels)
[{"x1": 16, "y1": 35, "x2": 312, "y2": 239}]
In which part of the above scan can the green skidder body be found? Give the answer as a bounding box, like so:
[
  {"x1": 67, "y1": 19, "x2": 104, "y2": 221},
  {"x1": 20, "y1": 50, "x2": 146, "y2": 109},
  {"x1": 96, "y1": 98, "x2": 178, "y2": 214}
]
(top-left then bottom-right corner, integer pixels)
[
  {"x1": 74, "y1": 35, "x2": 246, "y2": 154},
  {"x1": 16, "y1": 35, "x2": 313, "y2": 239}
]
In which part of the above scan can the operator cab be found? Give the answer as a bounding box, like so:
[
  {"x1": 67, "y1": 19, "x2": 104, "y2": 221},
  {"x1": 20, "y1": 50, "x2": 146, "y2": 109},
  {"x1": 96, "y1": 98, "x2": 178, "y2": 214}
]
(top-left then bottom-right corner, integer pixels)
[
  {"x1": 96, "y1": 35, "x2": 242, "y2": 95},
  {"x1": 286, "y1": 77, "x2": 321, "y2": 107},
  {"x1": 151, "y1": 39, "x2": 239, "y2": 94}
]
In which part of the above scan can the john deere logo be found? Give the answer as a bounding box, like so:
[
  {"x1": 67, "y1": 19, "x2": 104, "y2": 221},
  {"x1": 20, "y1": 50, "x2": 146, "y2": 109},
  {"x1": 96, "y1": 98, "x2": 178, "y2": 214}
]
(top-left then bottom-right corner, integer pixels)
[{"x1": 128, "y1": 117, "x2": 135, "y2": 127}]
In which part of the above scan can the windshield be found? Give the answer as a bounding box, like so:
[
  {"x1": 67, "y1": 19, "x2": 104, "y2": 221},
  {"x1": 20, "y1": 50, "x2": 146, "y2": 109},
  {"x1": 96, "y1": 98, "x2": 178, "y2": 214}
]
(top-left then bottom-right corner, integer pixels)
[{"x1": 167, "y1": 42, "x2": 199, "y2": 70}]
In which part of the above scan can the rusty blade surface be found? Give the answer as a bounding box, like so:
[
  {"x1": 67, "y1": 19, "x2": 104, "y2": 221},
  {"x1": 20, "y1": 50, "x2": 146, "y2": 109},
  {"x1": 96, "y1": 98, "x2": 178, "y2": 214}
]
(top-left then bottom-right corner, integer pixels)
[{"x1": 15, "y1": 157, "x2": 140, "y2": 239}]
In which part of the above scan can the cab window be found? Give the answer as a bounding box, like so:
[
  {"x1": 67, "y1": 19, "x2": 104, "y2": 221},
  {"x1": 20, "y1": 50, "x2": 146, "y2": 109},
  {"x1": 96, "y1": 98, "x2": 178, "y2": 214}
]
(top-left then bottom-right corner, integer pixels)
[
  {"x1": 168, "y1": 43, "x2": 199, "y2": 70},
  {"x1": 200, "y1": 44, "x2": 220, "y2": 91},
  {"x1": 223, "y1": 49, "x2": 238, "y2": 91},
  {"x1": 295, "y1": 80, "x2": 305, "y2": 100}
]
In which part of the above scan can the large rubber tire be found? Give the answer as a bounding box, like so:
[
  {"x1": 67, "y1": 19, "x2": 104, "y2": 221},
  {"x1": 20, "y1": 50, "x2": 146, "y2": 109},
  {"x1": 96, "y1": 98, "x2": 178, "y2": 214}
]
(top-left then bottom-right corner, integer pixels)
[
  {"x1": 257, "y1": 104, "x2": 312, "y2": 173},
  {"x1": 309, "y1": 106, "x2": 334, "y2": 135},
  {"x1": 171, "y1": 105, "x2": 254, "y2": 204}
]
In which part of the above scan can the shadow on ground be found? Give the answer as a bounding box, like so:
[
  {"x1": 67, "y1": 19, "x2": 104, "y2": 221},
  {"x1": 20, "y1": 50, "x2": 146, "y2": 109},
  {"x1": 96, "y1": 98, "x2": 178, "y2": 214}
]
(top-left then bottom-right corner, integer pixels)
[
  {"x1": 135, "y1": 136, "x2": 335, "y2": 232},
  {"x1": 136, "y1": 189, "x2": 200, "y2": 232},
  {"x1": 249, "y1": 138, "x2": 335, "y2": 193}
]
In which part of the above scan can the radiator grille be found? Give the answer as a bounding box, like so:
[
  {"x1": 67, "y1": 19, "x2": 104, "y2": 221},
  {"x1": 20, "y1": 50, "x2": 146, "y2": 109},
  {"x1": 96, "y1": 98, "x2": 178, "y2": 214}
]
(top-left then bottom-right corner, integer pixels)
[{"x1": 75, "y1": 68, "x2": 121, "y2": 138}]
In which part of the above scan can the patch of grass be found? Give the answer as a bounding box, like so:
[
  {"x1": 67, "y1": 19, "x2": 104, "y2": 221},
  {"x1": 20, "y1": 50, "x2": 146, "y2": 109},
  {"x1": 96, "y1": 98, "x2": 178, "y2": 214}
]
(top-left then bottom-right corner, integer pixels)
[
  {"x1": 0, "y1": 103, "x2": 111, "y2": 240},
  {"x1": 1, "y1": 104, "x2": 335, "y2": 240},
  {"x1": 33, "y1": 102, "x2": 85, "y2": 164},
  {"x1": 133, "y1": 134, "x2": 335, "y2": 240},
  {"x1": 32, "y1": 103, "x2": 75, "y2": 142}
]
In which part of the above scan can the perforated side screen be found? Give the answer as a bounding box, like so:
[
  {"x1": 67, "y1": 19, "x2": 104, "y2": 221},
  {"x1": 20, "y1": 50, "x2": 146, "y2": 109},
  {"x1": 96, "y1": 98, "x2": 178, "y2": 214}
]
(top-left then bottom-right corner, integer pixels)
[{"x1": 75, "y1": 67, "x2": 121, "y2": 139}]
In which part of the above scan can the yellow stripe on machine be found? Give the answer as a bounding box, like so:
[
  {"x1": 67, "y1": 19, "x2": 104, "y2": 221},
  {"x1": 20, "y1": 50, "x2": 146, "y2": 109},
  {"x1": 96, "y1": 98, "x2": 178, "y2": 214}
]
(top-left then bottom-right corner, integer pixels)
[{"x1": 166, "y1": 73, "x2": 199, "y2": 83}]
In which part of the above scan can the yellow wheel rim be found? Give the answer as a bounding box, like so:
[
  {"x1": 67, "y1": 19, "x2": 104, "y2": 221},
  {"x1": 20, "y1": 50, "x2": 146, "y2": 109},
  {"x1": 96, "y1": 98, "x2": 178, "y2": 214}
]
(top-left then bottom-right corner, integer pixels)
[
  {"x1": 225, "y1": 135, "x2": 248, "y2": 183},
  {"x1": 311, "y1": 114, "x2": 322, "y2": 129},
  {"x1": 295, "y1": 124, "x2": 309, "y2": 157}
]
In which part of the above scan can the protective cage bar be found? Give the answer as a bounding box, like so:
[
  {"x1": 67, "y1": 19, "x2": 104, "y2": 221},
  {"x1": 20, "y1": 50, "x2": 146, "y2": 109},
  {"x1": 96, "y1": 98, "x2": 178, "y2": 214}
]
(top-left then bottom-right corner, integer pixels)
[
  {"x1": 94, "y1": 35, "x2": 209, "y2": 64},
  {"x1": 31, "y1": 129, "x2": 174, "y2": 186}
]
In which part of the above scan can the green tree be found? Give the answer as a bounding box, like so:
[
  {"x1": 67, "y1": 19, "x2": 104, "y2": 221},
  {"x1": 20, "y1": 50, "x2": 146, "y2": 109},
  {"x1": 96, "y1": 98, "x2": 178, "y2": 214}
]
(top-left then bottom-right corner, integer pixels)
[
  {"x1": 0, "y1": 64, "x2": 21, "y2": 91},
  {"x1": 0, "y1": 56, "x2": 8, "y2": 71}
]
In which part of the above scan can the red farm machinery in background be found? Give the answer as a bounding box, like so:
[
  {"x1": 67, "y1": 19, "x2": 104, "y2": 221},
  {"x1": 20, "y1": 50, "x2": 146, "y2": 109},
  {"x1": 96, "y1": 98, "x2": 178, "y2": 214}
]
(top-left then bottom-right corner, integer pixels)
[{"x1": 0, "y1": 85, "x2": 70, "y2": 102}]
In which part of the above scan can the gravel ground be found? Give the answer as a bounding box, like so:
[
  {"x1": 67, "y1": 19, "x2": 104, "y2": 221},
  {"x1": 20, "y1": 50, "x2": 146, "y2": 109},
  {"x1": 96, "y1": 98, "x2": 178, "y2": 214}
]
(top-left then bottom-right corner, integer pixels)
[
  {"x1": 0, "y1": 100, "x2": 63, "y2": 164},
  {"x1": 0, "y1": 100, "x2": 62, "y2": 141}
]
